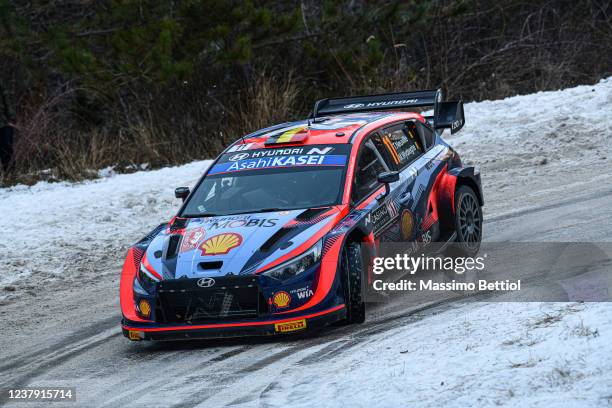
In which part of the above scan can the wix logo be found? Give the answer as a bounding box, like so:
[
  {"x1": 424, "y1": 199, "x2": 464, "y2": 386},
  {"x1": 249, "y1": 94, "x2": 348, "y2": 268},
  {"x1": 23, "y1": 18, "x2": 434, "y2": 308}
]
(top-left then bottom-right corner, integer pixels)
[{"x1": 292, "y1": 287, "x2": 314, "y2": 300}]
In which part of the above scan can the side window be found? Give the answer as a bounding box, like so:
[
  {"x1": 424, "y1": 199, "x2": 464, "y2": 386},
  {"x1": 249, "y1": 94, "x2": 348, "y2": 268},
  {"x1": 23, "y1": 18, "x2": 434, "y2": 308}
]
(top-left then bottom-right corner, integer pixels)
[
  {"x1": 352, "y1": 141, "x2": 387, "y2": 203},
  {"x1": 380, "y1": 124, "x2": 423, "y2": 169},
  {"x1": 413, "y1": 121, "x2": 435, "y2": 150}
]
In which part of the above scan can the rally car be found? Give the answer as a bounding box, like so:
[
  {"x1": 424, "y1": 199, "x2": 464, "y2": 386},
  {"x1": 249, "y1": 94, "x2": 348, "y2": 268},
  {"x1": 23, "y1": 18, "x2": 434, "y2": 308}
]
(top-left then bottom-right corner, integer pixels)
[{"x1": 120, "y1": 89, "x2": 483, "y2": 341}]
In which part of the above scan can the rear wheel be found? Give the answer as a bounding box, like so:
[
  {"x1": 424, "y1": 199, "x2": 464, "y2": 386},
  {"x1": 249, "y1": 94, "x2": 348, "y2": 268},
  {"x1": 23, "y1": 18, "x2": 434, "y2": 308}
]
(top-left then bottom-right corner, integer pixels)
[
  {"x1": 343, "y1": 242, "x2": 366, "y2": 324},
  {"x1": 452, "y1": 185, "x2": 483, "y2": 256}
]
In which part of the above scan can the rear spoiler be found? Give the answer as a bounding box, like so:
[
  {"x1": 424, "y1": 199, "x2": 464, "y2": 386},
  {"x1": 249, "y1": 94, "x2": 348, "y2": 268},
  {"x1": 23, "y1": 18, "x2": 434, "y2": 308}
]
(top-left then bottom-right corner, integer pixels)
[{"x1": 312, "y1": 89, "x2": 465, "y2": 134}]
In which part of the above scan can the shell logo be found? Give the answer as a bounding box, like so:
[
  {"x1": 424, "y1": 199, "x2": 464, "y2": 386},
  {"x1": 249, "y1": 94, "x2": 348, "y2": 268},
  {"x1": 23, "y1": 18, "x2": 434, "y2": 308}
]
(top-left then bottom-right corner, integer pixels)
[
  {"x1": 138, "y1": 299, "x2": 151, "y2": 318},
  {"x1": 200, "y1": 233, "x2": 243, "y2": 256},
  {"x1": 400, "y1": 210, "x2": 414, "y2": 240},
  {"x1": 272, "y1": 291, "x2": 291, "y2": 308}
]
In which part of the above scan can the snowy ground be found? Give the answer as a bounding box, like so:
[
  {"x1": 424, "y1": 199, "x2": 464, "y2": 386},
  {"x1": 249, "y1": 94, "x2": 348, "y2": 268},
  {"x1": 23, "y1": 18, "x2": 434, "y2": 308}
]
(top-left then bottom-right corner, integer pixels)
[
  {"x1": 0, "y1": 161, "x2": 210, "y2": 288},
  {"x1": 1, "y1": 78, "x2": 611, "y2": 407},
  {"x1": 242, "y1": 302, "x2": 611, "y2": 408}
]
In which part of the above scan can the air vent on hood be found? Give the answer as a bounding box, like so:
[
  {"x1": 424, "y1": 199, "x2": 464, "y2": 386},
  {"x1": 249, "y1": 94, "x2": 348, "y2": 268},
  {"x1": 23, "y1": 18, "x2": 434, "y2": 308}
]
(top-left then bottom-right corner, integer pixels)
[
  {"x1": 260, "y1": 228, "x2": 292, "y2": 252},
  {"x1": 166, "y1": 235, "x2": 181, "y2": 258},
  {"x1": 295, "y1": 207, "x2": 329, "y2": 221},
  {"x1": 168, "y1": 217, "x2": 188, "y2": 232},
  {"x1": 199, "y1": 261, "x2": 223, "y2": 270},
  {"x1": 137, "y1": 223, "x2": 165, "y2": 246}
]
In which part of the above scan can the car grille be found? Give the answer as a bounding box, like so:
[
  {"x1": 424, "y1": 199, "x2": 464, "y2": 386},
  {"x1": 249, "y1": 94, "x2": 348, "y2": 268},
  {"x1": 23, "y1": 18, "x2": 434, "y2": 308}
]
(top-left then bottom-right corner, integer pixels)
[{"x1": 155, "y1": 276, "x2": 267, "y2": 324}]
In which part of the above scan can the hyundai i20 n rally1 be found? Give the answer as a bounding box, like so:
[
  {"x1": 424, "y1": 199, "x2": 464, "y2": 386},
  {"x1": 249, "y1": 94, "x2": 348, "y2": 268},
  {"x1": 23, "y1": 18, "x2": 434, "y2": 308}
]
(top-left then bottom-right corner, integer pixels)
[{"x1": 120, "y1": 89, "x2": 483, "y2": 341}]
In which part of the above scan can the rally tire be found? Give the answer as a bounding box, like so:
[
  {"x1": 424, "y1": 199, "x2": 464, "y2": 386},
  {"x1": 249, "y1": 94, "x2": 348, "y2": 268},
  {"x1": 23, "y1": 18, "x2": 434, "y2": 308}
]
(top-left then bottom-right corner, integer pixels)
[
  {"x1": 343, "y1": 242, "x2": 366, "y2": 324},
  {"x1": 452, "y1": 185, "x2": 483, "y2": 256}
]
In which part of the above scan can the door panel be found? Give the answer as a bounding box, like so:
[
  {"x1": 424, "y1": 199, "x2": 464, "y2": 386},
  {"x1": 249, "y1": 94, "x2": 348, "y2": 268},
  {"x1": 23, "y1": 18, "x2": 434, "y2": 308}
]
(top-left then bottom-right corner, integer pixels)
[{"x1": 352, "y1": 126, "x2": 447, "y2": 248}]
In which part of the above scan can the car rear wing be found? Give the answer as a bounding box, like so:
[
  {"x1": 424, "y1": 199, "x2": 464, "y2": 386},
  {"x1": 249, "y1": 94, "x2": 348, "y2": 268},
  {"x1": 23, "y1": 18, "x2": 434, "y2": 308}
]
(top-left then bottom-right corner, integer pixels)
[{"x1": 312, "y1": 89, "x2": 465, "y2": 134}]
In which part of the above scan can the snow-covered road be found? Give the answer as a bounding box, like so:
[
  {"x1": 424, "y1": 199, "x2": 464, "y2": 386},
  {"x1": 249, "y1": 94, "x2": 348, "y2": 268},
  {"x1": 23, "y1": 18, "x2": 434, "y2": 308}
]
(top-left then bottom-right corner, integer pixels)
[{"x1": 1, "y1": 78, "x2": 611, "y2": 407}]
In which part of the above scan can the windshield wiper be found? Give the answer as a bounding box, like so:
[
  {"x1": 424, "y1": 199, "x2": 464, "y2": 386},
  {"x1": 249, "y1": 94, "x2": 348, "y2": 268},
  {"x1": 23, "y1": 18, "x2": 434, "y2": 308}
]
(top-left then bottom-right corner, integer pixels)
[
  {"x1": 220, "y1": 208, "x2": 290, "y2": 216},
  {"x1": 184, "y1": 208, "x2": 296, "y2": 218},
  {"x1": 252, "y1": 207, "x2": 287, "y2": 213},
  {"x1": 183, "y1": 213, "x2": 218, "y2": 218}
]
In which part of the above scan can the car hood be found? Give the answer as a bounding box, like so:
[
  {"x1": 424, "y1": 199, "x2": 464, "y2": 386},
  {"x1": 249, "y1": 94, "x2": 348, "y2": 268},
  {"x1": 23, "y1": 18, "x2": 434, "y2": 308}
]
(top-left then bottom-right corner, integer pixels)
[{"x1": 144, "y1": 208, "x2": 340, "y2": 279}]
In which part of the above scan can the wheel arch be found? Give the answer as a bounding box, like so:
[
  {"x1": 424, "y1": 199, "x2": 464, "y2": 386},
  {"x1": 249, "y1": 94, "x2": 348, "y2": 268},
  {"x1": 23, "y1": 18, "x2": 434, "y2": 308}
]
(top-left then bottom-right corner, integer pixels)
[
  {"x1": 331, "y1": 223, "x2": 374, "y2": 292},
  {"x1": 437, "y1": 165, "x2": 483, "y2": 235},
  {"x1": 334, "y1": 225, "x2": 373, "y2": 275},
  {"x1": 449, "y1": 166, "x2": 484, "y2": 206},
  {"x1": 345, "y1": 226, "x2": 371, "y2": 244}
]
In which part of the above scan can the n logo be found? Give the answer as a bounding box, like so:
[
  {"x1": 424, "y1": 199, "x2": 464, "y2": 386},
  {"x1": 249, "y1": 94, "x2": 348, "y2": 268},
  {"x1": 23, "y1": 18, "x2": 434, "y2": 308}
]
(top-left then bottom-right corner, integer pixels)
[{"x1": 306, "y1": 147, "x2": 333, "y2": 155}]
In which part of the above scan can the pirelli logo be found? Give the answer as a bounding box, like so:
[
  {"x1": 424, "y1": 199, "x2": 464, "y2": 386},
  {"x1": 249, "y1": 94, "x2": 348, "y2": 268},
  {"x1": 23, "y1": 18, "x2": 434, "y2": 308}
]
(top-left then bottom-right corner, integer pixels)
[{"x1": 274, "y1": 319, "x2": 307, "y2": 333}]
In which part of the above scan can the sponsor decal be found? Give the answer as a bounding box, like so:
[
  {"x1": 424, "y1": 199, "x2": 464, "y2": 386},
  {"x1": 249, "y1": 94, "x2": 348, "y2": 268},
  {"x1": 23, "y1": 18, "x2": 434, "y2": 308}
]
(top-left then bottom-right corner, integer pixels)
[
  {"x1": 201, "y1": 215, "x2": 278, "y2": 229},
  {"x1": 306, "y1": 147, "x2": 333, "y2": 155},
  {"x1": 365, "y1": 204, "x2": 392, "y2": 233},
  {"x1": 208, "y1": 154, "x2": 346, "y2": 175},
  {"x1": 180, "y1": 227, "x2": 205, "y2": 252},
  {"x1": 290, "y1": 286, "x2": 314, "y2": 300},
  {"x1": 138, "y1": 299, "x2": 151, "y2": 318},
  {"x1": 272, "y1": 291, "x2": 291, "y2": 308},
  {"x1": 278, "y1": 211, "x2": 291, "y2": 216},
  {"x1": 451, "y1": 119, "x2": 463, "y2": 131},
  {"x1": 344, "y1": 103, "x2": 365, "y2": 109},
  {"x1": 274, "y1": 319, "x2": 307, "y2": 333},
  {"x1": 128, "y1": 330, "x2": 143, "y2": 341},
  {"x1": 265, "y1": 126, "x2": 308, "y2": 145},
  {"x1": 226, "y1": 146, "x2": 333, "y2": 161},
  {"x1": 197, "y1": 277, "x2": 216, "y2": 288},
  {"x1": 342, "y1": 99, "x2": 418, "y2": 110},
  {"x1": 386, "y1": 201, "x2": 400, "y2": 218},
  {"x1": 229, "y1": 152, "x2": 250, "y2": 161},
  {"x1": 227, "y1": 143, "x2": 254, "y2": 152},
  {"x1": 200, "y1": 233, "x2": 243, "y2": 256},
  {"x1": 400, "y1": 210, "x2": 414, "y2": 240},
  {"x1": 420, "y1": 230, "x2": 432, "y2": 245}
]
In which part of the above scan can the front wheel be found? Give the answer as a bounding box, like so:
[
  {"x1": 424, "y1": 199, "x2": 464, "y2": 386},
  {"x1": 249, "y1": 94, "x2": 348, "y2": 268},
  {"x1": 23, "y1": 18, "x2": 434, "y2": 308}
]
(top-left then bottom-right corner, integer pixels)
[
  {"x1": 452, "y1": 185, "x2": 483, "y2": 256},
  {"x1": 342, "y1": 242, "x2": 366, "y2": 324}
]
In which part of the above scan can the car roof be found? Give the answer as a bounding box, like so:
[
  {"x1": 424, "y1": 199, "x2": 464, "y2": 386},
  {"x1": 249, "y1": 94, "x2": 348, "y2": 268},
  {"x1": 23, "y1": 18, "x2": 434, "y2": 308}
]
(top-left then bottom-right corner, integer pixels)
[{"x1": 227, "y1": 111, "x2": 425, "y2": 152}]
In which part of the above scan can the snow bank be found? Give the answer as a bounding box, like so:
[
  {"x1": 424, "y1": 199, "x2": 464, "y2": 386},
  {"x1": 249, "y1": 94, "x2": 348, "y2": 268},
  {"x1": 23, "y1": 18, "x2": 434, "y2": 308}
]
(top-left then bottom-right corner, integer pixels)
[
  {"x1": 449, "y1": 77, "x2": 612, "y2": 214},
  {"x1": 0, "y1": 161, "x2": 211, "y2": 286}
]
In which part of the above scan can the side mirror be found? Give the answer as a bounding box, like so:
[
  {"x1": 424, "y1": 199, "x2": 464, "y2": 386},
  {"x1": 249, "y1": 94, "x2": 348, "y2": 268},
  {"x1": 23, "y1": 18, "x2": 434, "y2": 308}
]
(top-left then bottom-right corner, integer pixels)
[
  {"x1": 175, "y1": 187, "x2": 190, "y2": 202},
  {"x1": 377, "y1": 171, "x2": 400, "y2": 184},
  {"x1": 434, "y1": 100, "x2": 465, "y2": 134},
  {"x1": 376, "y1": 171, "x2": 399, "y2": 200}
]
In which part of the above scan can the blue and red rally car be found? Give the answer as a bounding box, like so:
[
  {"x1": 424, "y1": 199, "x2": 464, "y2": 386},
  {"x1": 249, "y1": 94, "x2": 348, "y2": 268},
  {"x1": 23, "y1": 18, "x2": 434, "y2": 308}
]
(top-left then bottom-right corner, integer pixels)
[{"x1": 120, "y1": 89, "x2": 483, "y2": 341}]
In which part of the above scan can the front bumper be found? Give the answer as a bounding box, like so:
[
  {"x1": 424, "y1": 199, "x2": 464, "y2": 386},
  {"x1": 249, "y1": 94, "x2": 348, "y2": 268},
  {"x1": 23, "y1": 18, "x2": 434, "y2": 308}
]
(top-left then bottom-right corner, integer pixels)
[{"x1": 122, "y1": 304, "x2": 345, "y2": 341}]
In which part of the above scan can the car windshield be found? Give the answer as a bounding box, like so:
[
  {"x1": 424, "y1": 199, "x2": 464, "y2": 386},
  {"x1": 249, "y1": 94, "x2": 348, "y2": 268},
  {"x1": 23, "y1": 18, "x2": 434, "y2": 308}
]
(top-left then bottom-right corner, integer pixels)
[{"x1": 181, "y1": 144, "x2": 349, "y2": 217}]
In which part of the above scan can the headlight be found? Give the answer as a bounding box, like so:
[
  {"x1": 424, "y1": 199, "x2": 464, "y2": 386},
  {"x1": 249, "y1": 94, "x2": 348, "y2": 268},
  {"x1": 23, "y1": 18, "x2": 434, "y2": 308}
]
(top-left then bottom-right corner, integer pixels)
[
  {"x1": 137, "y1": 264, "x2": 159, "y2": 293},
  {"x1": 262, "y1": 239, "x2": 323, "y2": 281}
]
